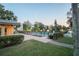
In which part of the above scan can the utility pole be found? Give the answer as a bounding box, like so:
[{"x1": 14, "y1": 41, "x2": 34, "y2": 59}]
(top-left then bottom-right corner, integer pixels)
[{"x1": 72, "y1": 3, "x2": 79, "y2": 55}]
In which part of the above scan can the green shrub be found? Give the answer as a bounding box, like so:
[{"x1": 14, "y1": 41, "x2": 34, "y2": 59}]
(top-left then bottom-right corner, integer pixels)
[
  {"x1": 48, "y1": 32, "x2": 64, "y2": 40},
  {"x1": 17, "y1": 30, "x2": 26, "y2": 34},
  {"x1": 48, "y1": 34, "x2": 53, "y2": 39},
  {"x1": 0, "y1": 35, "x2": 24, "y2": 48}
]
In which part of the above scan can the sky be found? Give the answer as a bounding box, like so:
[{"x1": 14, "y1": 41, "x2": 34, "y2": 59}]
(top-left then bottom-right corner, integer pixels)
[{"x1": 2, "y1": 3, "x2": 71, "y2": 26}]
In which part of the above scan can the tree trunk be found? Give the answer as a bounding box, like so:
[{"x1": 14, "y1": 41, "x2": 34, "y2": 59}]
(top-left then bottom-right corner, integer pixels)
[{"x1": 72, "y1": 3, "x2": 79, "y2": 56}]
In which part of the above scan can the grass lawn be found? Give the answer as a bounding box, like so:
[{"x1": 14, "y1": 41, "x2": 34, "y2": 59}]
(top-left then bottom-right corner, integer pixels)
[
  {"x1": 55, "y1": 37, "x2": 74, "y2": 45},
  {"x1": 0, "y1": 40, "x2": 73, "y2": 56}
]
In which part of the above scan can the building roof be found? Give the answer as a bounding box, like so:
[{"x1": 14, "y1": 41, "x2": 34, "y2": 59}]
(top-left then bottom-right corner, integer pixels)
[{"x1": 0, "y1": 19, "x2": 20, "y2": 26}]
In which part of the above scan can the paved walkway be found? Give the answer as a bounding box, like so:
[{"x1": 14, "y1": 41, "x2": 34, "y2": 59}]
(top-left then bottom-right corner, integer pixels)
[{"x1": 16, "y1": 33, "x2": 73, "y2": 49}]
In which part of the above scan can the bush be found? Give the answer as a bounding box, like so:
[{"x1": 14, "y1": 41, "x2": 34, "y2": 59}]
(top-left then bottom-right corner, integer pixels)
[
  {"x1": 63, "y1": 30, "x2": 68, "y2": 34},
  {"x1": 48, "y1": 32, "x2": 64, "y2": 40},
  {"x1": 0, "y1": 35, "x2": 24, "y2": 48},
  {"x1": 17, "y1": 30, "x2": 26, "y2": 34}
]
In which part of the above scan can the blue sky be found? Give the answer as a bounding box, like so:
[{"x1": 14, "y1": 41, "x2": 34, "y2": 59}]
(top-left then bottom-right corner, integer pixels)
[{"x1": 2, "y1": 3, "x2": 71, "y2": 26}]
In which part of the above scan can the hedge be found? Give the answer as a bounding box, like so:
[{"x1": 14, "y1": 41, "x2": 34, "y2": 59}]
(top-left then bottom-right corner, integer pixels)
[
  {"x1": 17, "y1": 30, "x2": 26, "y2": 34},
  {"x1": 0, "y1": 35, "x2": 24, "y2": 48},
  {"x1": 48, "y1": 32, "x2": 64, "y2": 40}
]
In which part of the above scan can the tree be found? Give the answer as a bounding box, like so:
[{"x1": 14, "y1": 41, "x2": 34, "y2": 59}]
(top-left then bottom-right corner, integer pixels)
[
  {"x1": 0, "y1": 4, "x2": 4, "y2": 10},
  {"x1": 62, "y1": 25, "x2": 68, "y2": 33},
  {"x1": 38, "y1": 22, "x2": 44, "y2": 31},
  {"x1": 33, "y1": 22, "x2": 45, "y2": 32},
  {"x1": 54, "y1": 20, "x2": 60, "y2": 32},
  {"x1": 44, "y1": 25, "x2": 49, "y2": 32},
  {"x1": 67, "y1": 18, "x2": 72, "y2": 28},
  {"x1": 0, "y1": 4, "x2": 17, "y2": 21},
  {"x1": 0, "y1": 4, "x2": 5, "y2": 19},
  {"x1": 57, "y1": 25, "x2": 62, "y2": 31},
  {"x1": 67, "y1": 8, "x2": 72, "y2": 28},
  {"x1": 72, "y1": 3, "x2": 79, "y2": 56},
  {"x1": 32, "y1": 22, "x2": 40, "y2": 32},
  {"x1": 49, "y1": 25, "x2": 54, "y2": 32},
  {"x1": 4, "y1": 10, "x2": 13, "y2": 20},
  {"x1": 23, "y1": 21, "x2": 32, "y2": 32}
]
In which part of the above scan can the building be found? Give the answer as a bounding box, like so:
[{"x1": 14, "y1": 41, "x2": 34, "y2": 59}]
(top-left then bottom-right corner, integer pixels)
[{"x1": 0, "y1": 19, "x2": 19, "y2": 36}]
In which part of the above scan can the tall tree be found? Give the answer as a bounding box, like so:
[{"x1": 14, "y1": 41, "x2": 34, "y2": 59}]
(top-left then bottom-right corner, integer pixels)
[
  {"x1": 72, "y1": 3, "x2": 79, "y2": 55},
  {"x1": 54, "y1": 20, "x2": 60, "y2": 32}
]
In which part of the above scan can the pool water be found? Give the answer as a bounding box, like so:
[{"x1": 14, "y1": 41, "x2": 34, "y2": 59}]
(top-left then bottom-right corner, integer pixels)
[{"x1": 32, "y1": 32, "x2": 53, "y2": 37}]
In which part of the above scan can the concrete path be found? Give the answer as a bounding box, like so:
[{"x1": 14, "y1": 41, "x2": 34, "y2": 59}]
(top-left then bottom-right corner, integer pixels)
[{"x1": 16, "y1": 33, "x2": 73, "y2": 49}]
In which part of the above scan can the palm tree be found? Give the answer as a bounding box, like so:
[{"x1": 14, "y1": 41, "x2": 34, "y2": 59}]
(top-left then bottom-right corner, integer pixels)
[{"x1": 72, "y1": 3, "x2": 79, "y2": 55}]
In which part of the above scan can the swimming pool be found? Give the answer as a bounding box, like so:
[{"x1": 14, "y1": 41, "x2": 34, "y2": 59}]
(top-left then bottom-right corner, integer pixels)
[{"x1": 31, "y1": 32, "x2": 54, "y2": 37}]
